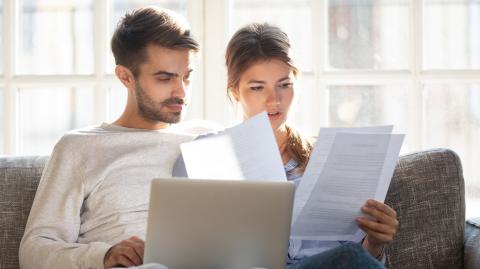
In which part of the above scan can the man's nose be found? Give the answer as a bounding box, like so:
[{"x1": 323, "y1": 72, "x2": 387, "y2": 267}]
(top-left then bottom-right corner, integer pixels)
[{"x1": 172, "y1": 80, "x2": 187, "y2": 99}]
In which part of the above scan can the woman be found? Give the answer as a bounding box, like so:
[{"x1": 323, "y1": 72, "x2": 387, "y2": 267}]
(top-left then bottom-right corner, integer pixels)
[{"x1": 225, "y1": 22, "x2": 398, "y2": 269}]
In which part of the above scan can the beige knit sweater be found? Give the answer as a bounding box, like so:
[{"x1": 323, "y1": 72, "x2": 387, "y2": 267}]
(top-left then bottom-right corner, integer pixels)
[{"x1": 19, "y1": 122, "x2": 217, "y2": 269}]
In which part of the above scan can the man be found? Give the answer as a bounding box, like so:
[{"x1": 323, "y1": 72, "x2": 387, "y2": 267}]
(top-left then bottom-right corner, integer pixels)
[{"x1": 19, "y1": 7, "x2": 212, "y2": 269}]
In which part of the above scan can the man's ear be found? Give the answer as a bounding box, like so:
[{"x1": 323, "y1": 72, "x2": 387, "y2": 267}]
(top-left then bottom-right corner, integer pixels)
[{"x1": 115, "y1": 65, "x2": 135, "y2": 89}]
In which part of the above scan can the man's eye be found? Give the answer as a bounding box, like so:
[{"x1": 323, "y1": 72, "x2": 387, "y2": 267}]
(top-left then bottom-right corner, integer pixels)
[{"x1": 158, "y1": 76, "x2": 171, "y2": 81}]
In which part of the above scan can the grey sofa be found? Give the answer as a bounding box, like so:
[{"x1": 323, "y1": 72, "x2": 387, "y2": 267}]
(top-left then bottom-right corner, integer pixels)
[{"x1": 1, "y1": 149, "x2": 479, "y2": 269}]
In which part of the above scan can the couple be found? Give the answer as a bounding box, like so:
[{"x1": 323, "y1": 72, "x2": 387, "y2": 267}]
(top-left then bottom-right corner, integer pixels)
[{"x1": 19, "y1": 6, "x2": 398, "y2": 269}]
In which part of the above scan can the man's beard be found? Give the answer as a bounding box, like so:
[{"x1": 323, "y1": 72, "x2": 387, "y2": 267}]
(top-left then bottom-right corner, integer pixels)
[{"x1": 135, "y1": 81, "x2": 186, "y2": 124}]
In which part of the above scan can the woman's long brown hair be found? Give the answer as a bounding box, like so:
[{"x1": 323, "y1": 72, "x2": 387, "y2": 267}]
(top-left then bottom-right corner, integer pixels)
[{"x1": 225, "y1": 23, "x2": 313, "y2": 173}]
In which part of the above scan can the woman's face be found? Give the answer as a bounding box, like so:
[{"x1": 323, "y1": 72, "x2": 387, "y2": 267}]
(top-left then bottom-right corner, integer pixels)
[{"x1": 232, "y1": 59, "x2": 295, "y2": 131}]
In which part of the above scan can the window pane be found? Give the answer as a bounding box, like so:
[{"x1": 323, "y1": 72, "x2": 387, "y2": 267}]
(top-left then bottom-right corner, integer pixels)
[
  {"x1": 424, "y1": 0, "x2": 480, "y2": 69},
  {"x1": 423, "y1": 83, "x2": 480, "y2": 218},
  {"x1": 107, "y1": 0, "x2": 188, "y2": 74},
  {"x1": 0, "y1": 1, "x2": 3, "y2": 74},
  {"x1": 0, "y1": 89, "x2": 3, "y2": 154},
  {"x1": 19, "y1": 88, "x2": 96, "y2": 155},
  {"x1": 328, "y1": 0, "x2": 409, "y2": 70},
  {"x1": 328, "y1": 85, "x2": 411, "y2": 152},
  {"x1": 289, "y1": 75, "x2": 319, "y2": 136},
  {"x1": 108, "y1": 87, "x2": 127, "y2": 121},
  {"x1": 231, "y1": 0, "x2": 313, "y2": 72},
  {"x1": 18, "y1": 0, "x2": 94, "y2": 75}
]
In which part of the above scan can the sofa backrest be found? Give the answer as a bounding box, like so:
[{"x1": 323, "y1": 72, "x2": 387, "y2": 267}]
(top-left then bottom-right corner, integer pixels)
[
  {"x1": 385, "y1": 149, "x2": 465, "y2": 269},
  {"x1": 0, "y1": 149, "x2": 465, "y2": 269}
]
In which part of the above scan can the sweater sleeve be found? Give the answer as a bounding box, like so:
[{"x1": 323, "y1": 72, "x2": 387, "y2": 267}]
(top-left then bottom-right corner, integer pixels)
[{"x1": 19, "y1": 136, "x2": 112, "y2": 269}]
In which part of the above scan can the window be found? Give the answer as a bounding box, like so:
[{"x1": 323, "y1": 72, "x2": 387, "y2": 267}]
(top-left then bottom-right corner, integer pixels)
[
  {"x1": 0, "y1": 0, "x2": 3, "y2": 74},
  {"x1": 230, "y1": 0, "x2": 313, "y2": 72},
  {"x1": 328, "y1": 0, "x2": 409, "y2": 70},
  {"x1": 327, "y1": 84, "x2": 410, "y2": 151},
  {"x1": 1, "y1": 0, "x2": 479, "y2": 217},
  {"x1": 18, "y1": 0, "x2": 94, "y2": 75},
  {"x1": 423, "y1": 83, "x2": 480, "y2": 201},
  {"x1": 18, "y1": 87, "x2": 95, "y2": 155},
  {"x1": 225, "y1": 0, "x2": 480, "y2": 217},
  {"x1": 424, "y1": 0, "x2": 480, "y2": 69},
  {"x1": 0, "y1": 89, "x2": 3, "y2": 153},
  {"x1": 0, "y1": 0, "x2": 190, "y2": 155},
  {"x1": 1, "y1": 1, "x2": 4, "y2": 153}
]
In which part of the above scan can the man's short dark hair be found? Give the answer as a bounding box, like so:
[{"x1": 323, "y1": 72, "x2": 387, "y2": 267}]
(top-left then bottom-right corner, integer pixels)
[{"x1": 111, "y1": 6, "x2": 199, "y2": 77}]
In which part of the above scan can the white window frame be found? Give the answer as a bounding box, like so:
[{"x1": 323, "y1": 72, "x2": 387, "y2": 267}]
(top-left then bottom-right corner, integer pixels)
[
  {"x1": 0, "y1": 0, "x2": 479, "y2": 159},
  {"x1": 201, "y1": 0, "x2": 480, "y2": 219},
  {"x1": 0, "y1": 0, "x2": 204, "y2": 155}
]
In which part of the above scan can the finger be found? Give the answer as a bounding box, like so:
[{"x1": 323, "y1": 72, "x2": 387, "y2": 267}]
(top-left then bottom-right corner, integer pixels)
[
  {"x1": 361, "y1": 205, "x2": 392, "y2": 224},
  {"x1": 129, "y1": 236, "x2": 145, "y2": 244},
  {"x1": 138, "y1": 241, "x2": 145, "y2": 259},
  {"x1": 367, "y1": 199, "x2": 397, "y2": 218},
  {"x1": 131, "y1": 241, "x2": 145, "y2": 262},
  {"x1": 361, "y1": 228, "x2": 394, "y2": 244},
  {"x1": 128, "y1": 237, "x2": 145, "y2": 259},
  {"x1": 357, "y1": 217, "x2": 396, "y2": 235},
  {"x1": 362, "y1": 204, "x2": 398, "y2": 227},
  {"x1": 104, "y1": 247, "x2": 115, "y2": 268},
  {"x1": 116, "y1": 255, "x2": 136, "y2": 268},
  {"x1": 120, "y1": 246, "x2": 143, "y2": 266}
]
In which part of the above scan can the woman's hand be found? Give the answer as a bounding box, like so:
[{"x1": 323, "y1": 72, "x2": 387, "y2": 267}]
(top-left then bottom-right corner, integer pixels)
[{"x1": 356, "y1": 199, "x2": 399, "y2": 259}]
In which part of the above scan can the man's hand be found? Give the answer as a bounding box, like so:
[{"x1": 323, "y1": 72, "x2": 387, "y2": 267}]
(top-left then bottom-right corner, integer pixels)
[
  {"x1": 356, "y1": 199, "x2": 399, "y2": 258},
  {"x1": 104, "y1": 236, "x2": 145, "y2": 268}
]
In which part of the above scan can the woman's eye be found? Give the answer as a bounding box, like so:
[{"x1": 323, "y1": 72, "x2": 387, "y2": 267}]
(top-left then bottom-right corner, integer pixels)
[
  {"x1": 279, "y1": 83, "x2": 293, "y2": 89},
  {"x1": 250, "y1": 86, "x2": 263, "y2": 91}
]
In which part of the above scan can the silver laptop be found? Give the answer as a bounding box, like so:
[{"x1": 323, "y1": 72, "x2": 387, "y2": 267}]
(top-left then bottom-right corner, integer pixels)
[{"x1": 144, "y1": 178, "x2": 295, "y2": 269}]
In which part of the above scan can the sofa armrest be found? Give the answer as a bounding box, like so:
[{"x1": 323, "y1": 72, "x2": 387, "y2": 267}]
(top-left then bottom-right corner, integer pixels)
[
  {"x1": 465, "y1": 217, "x2": 480, "y2": 269},
  {"x1": 0, "y1": 156, "x2": 48, "y2": 269},
  {"x1": 384, "y1": 149, "x2": 465, "y2": 269}
]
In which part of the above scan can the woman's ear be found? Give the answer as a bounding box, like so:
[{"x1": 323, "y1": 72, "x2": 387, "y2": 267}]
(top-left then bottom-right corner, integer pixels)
[
  {"x1": 230, "y1": 87, "x2": 240, "y2": 102},
  {"x1": 115, "y1": 65, "x2": 135, "y2": 89}
]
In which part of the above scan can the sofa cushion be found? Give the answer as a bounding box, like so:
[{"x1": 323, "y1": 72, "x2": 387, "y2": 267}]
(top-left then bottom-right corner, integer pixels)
[
  {"x1": 465, "y1": 217, "x2": 480, "y2": 269},
  {"x1": 384, "y1": 149, "x2": 465, "y2": 269},
  {"x1": 0, "y1": 156, "x2": 48, "y2": 269},
  {"x1": 0, "y1": 149, "x2": 466, "y2": 269}
]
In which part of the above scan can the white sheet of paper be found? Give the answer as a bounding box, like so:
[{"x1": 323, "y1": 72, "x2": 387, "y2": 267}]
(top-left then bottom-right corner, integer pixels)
[
  {"x1": 291, "y1": 132, "x2": 404, "y2": 241},
  {"x1": 181, "y1": 112, "x2": 286, "y2": 181},
  {"x1": 293, "y1": 126, "x2": 393, "y2": 223}
]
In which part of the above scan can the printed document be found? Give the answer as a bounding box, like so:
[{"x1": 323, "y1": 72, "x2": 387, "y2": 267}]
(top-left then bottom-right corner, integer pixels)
[
  {"x1": 181, "y1": 116, "x2": 404, "y2": 241},
  {"x1": 291, "y1": 131, "x2": 404, "y2": 241},
  {"x1": 180, "y1": 112, "x2": 286, "y2": 181},
  {"x1": 293, "y1": 126, "x2": 393, "y2": 223}
]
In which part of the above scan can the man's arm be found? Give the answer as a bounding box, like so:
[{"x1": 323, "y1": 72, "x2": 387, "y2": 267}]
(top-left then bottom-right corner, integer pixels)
[{"x1": 19, "y1": 136, "x2": 111, "y2": 269}]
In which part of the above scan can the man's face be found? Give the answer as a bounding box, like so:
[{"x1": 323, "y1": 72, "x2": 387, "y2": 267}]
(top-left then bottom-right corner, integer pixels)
[{"x1": 133, "y1": 45, "x2": 195, "y2": 124}]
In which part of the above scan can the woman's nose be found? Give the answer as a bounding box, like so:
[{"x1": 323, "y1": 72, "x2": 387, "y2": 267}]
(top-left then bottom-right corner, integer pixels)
[{"x1": 266, "y1": 89, "x2": 280, "y2": 106}]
